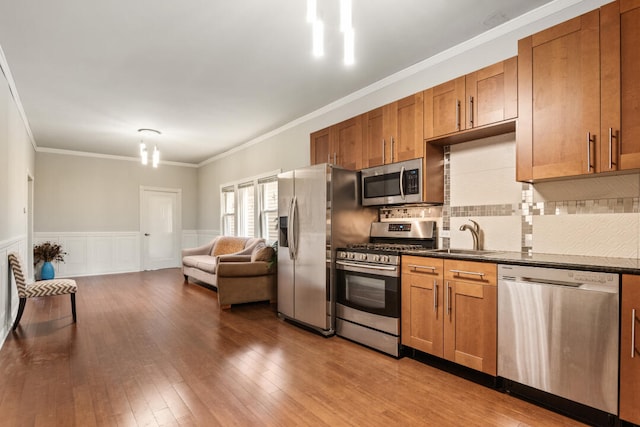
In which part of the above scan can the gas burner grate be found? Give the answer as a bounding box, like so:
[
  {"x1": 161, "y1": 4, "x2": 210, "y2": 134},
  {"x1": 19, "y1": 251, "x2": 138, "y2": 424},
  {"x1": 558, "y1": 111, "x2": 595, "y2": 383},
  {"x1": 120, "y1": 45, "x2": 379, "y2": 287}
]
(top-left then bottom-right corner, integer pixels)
[{"x1": 346, "y1": 243, "x2": 427, "y2": 251}]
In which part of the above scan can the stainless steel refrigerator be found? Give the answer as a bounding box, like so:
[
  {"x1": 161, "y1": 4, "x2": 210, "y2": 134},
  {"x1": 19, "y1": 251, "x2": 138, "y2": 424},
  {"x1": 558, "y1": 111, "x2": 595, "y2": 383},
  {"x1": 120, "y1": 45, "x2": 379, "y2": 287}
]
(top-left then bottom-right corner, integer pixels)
[{"x1": 277, "y1": 163, "x2": 377, "y2": 335}]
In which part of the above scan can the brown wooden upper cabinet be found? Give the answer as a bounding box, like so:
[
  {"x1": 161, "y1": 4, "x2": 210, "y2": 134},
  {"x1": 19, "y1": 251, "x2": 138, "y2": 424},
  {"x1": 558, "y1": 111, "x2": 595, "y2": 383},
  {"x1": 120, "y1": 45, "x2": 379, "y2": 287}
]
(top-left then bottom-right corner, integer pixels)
[
  {"x1": 362, "y1": 92, "x2": 424, "y2": 168},
  {"x1": 310, "y1": 116, "x2": 363, "y2": 170},
  {"x1": 601, "y1": 0, "x2": 640, "y2": 172},
  {"x1": 424, "y1": 57, "x2": 517, "y2": 142},
  {"x1": 517, "y1": 0, "x2": 640, "y2": 181}
]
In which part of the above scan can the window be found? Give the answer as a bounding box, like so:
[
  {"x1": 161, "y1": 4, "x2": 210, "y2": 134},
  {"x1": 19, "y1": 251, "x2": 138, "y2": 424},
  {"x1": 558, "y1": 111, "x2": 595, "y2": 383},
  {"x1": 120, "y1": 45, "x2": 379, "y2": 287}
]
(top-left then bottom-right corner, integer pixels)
[
  {"x1": 220, "y1": 171, "x2": 279, "y2": 243},
  {"x1": 258, "y1": 177, "x2": 278, "y2": 243},
  {"x1": 221, "y1": 186, "x2": 235, "y2": 236},
  {"x1": 237, "y1": 182, "x2": 255, "y2": 237}
]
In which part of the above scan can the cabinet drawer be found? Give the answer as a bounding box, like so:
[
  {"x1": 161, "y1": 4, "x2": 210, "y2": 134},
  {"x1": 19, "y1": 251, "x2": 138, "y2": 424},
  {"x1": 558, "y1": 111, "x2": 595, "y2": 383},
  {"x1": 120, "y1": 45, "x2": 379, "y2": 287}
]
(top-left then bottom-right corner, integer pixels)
[
  {"x1": 444, "y1": 259, "x2": 496, "y2": 285},
  {"x1": 402, "y1": 256, "x2": 443, "y2": 277}
]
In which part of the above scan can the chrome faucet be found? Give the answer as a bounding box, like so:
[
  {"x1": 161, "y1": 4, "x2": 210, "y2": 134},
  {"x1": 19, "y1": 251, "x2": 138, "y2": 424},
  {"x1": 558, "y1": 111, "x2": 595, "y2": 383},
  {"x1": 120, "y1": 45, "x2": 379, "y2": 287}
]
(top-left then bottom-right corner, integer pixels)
[{"x1": 459, "y1": 219, "x2": 481, "y2": 250}]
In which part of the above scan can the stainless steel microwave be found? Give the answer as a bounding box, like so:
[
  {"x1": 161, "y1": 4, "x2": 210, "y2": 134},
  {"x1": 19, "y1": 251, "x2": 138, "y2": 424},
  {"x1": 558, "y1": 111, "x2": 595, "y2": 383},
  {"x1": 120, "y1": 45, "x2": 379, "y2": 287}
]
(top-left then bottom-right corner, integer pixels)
[{"x1": 360, "y1": 158, "x2": 422, "y2": 206}]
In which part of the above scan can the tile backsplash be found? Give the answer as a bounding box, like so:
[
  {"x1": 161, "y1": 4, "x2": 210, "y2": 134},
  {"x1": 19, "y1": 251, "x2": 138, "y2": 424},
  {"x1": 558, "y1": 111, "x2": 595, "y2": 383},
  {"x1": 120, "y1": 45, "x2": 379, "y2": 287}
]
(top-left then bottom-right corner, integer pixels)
[{"x1": 386, "y1": 133, "x2": 640, "y2": 259}]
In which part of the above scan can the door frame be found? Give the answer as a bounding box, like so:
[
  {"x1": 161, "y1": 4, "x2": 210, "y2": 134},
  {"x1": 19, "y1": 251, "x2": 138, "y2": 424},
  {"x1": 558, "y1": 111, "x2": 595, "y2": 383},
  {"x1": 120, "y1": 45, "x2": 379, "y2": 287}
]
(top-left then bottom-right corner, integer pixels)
[{"x1": 139, "y1": 186, "x2": 182, "y2": 270}]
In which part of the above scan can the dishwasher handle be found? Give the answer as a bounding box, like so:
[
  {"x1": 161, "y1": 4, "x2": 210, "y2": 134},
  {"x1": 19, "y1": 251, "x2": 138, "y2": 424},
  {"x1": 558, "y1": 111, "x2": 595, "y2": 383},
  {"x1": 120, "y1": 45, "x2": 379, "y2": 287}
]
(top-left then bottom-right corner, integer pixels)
[{"x1": 520, "y1": 276, "x2": 581, "y2": 288}]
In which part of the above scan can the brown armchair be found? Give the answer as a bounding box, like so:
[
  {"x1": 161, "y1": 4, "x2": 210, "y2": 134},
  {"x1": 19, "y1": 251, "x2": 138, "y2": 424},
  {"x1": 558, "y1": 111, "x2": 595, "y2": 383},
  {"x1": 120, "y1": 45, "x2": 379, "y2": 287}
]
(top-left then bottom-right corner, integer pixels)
[{"x1": 215, "y1": 242, "x2": 276, "y2": 309}]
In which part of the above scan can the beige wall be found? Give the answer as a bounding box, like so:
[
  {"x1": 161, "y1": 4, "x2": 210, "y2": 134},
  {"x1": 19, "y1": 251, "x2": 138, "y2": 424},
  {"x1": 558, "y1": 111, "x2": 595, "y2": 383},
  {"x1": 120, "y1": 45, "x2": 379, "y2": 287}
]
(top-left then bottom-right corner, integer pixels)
[
  {"x1": 0, "y1": 72, "x2": 35, "y2": 242},
  {"x1": 35, "y1": 152, "x2": 197, "y2": 232}
]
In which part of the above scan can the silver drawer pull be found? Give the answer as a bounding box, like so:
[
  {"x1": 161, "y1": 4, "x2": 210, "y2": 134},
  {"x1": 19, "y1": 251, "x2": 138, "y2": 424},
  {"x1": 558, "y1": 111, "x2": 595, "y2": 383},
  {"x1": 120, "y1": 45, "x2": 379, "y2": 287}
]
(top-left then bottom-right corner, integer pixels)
[
  {"x1": 633, "y1": 308, "x2": 637, "y2": 359},
  {"x1": 408, "y1": 264, "x2": 436, "y2": 271},
  {"x1": 449, "y1": 269, "x2": 485, "y2": 278}
]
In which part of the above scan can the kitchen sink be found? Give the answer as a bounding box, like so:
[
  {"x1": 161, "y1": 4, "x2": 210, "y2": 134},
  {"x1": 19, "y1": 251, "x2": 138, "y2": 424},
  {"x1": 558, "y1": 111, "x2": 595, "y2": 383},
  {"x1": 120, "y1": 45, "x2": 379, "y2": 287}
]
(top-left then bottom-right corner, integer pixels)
[{"x1": 428, "y1": 248, "x2": 499, "y2": 256}]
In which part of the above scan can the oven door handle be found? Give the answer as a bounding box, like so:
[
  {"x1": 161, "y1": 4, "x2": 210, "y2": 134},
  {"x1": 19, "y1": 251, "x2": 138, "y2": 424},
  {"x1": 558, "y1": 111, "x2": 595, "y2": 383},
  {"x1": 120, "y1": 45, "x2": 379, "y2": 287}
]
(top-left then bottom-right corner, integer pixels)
[{"x1": 336, "y1": 260, "x2": 398, "y2": 272}]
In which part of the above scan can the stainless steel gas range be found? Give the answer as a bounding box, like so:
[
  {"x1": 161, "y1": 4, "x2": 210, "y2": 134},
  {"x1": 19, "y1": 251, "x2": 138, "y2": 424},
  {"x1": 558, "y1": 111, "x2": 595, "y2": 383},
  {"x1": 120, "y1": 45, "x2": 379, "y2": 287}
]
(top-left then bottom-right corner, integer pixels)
[{"x1": 335, "y1": 220, "x2": 437, "y2": 356}]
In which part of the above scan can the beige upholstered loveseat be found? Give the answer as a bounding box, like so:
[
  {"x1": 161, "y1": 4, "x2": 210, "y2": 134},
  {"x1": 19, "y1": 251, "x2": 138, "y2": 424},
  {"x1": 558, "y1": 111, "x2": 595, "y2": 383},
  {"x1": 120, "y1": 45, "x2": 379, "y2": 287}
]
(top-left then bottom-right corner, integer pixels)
[{"x1": 182, "y1": 236, "x2": 276, "y2": 309}]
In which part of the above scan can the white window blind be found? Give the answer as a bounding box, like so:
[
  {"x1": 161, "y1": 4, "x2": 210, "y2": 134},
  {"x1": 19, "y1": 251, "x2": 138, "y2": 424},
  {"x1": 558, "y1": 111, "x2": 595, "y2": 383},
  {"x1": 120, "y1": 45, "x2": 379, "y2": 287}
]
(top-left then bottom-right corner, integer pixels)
[
  {"x1": 221, "y1": 186, "x2": 235, "y2": 236},
  {"x1": 237, "y1": 182, "x2": 255, "y2": 237},
  {"x1": 258, "y1": 177, "x2": 278, "y2": 243}
]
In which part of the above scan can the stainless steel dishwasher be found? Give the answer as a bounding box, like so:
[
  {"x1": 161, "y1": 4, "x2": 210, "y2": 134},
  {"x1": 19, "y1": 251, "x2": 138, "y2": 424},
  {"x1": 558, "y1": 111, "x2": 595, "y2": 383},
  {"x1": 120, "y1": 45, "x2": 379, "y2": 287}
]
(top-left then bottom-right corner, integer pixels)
[{"x1": 498, "y1": 264, "x2": 619, "y2": 420}]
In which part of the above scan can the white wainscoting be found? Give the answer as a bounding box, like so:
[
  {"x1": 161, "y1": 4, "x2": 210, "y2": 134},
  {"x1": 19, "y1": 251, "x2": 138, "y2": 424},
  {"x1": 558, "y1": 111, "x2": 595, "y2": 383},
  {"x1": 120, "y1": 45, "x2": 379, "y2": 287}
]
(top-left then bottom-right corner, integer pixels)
[
  {"x1": 0, "y1": 235, "x2": 26, "y2": 349},
  {"x1": 35, "y1": 232, "x2": 141, "y2": 278},
  {"x1": 34, "y1": 230, "x2": 221, "y2": 278}
]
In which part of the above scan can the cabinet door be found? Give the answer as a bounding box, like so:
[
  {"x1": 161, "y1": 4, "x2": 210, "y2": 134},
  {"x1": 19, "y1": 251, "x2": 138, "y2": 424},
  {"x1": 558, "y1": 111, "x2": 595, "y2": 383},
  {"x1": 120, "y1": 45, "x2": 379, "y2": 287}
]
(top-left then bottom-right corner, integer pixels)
[
  {"x1": 401, "y1": 257, "x2": 444, "y2": 357},
  {"x1": 602, "y1": 0, "x2": 640, "y2": 172},
  {"x1": 333, "y1": 116, "x2": 363, "y2": 170},
  {"x1": 517, "y1": 10, "x2": 601, "y2": 181},
  {"x1": 424, "y1": 76, "x2": 466, "y2": 139},
  {"x1": 443, "y1": 260, "x2": 497, "y2": 376},
  {"x1": 466, "y1": 57, "x2": 518, "y2": 129},
  {"x1": 393, "y1": 93, "x2": 424, "y2": 162},
  {"x1": 362, "y1": 106, "x2": 390, "y2": 168},
  {"x1": 620, "y1": 274, "x2": 640, "y2": 424},
  {"x1": 620, "y1": 1, "x2": 640, "y2": 170},
  {"x1": 310, "y1": 127, "x2": 333, "y2": 165}
]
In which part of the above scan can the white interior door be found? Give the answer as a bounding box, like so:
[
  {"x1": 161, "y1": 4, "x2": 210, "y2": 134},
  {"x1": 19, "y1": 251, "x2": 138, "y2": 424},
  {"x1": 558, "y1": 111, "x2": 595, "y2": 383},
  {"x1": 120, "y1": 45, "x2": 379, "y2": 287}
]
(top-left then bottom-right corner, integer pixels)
[{"x1": 140, "y1": 187, "x2": 182, "y2": 270}]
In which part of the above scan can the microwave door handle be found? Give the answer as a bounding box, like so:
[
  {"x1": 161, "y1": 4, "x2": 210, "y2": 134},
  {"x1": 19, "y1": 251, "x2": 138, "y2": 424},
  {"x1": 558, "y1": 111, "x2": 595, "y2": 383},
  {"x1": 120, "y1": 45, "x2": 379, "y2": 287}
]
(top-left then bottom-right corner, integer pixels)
[{"x1": 399, "y1": 166, "x2": 406, "y2": 200}]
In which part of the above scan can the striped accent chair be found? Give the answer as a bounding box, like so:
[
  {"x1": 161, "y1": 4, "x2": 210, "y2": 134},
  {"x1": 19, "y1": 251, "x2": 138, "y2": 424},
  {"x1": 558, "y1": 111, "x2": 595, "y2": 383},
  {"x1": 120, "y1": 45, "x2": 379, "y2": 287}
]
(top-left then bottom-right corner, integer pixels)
[{"x1": 8, "y1": 252, "x2": 77, "y2": 331}]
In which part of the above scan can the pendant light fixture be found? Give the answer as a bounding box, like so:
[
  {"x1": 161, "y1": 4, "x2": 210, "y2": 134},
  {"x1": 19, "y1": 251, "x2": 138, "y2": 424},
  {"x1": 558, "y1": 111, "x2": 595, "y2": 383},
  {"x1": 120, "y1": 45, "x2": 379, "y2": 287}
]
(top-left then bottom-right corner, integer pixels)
[
  {"x1": 138, "y1": 128, "x2": 161, "y2": 167},
  {"x1": 307, "y1": 0, "x2": 354, "y2": 65}
]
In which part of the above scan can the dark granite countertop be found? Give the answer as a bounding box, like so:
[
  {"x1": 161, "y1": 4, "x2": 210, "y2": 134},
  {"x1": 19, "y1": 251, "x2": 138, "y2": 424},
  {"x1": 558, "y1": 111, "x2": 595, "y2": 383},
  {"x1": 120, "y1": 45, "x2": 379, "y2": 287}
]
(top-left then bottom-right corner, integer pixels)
[{"x1": 401, "y1": 249, "x2": 640, "y2": 275}]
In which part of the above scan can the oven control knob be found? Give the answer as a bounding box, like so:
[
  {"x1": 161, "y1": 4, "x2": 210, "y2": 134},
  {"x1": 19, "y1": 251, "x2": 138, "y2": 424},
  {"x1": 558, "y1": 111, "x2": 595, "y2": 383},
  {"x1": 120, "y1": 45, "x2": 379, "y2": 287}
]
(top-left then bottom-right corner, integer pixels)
[
  {"x1": 358, "y1": 253, "x2": 368, "y2": 261},
  {"x1": 372, "y1": 254, "x2": 380, "y2": 262},
  {"x1": 337, "y1": 251, "x2": 346, "y2": 259},
  {"x1": 380, "y1": 255, "x2": 389, "y2": 263},
  {"x1": 347, "y1": 252, "x2": 356, "y2": 260}
]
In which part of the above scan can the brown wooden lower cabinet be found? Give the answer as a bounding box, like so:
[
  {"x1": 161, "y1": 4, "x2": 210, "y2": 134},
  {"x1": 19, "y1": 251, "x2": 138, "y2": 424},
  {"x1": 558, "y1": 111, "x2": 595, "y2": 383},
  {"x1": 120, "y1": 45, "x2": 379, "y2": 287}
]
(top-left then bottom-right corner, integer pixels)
[
  {"x1": 620, "y1": 274, "x2": 640, "y2": 425},
  {"x1": 402, "y1": 256, "x2": 497, "y2": 376}
]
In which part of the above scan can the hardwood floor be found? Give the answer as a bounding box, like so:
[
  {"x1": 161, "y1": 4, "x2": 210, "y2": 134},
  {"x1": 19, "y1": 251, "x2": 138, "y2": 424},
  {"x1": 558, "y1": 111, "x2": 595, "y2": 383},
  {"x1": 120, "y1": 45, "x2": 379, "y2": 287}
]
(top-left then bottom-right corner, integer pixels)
[{"x1": 0, "y1": 268, "x2": 585, "y2": 426}]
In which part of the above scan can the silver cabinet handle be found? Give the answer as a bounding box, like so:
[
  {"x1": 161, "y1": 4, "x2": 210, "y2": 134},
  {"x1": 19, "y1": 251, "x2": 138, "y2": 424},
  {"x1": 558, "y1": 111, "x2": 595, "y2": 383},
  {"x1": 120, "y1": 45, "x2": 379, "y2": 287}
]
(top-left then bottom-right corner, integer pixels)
[
  {"x1": 390, "y1": 137, "x2": 395, "y2": 163},
  {"x1": 609, "y1": 128, "x2": 618, "y2": 170},
  {"x1": 446, "y1": 281, "x2": 452, "y2": 317},
  {"x1": 382, "y1": 139, "x2": 385, "y2": 164},
  {"x1": 449, "y1": 269, "x2": 485, "y2": 278},
  {"x1": 633, "y1": 308, "x2": 637, "y2": 359},
  {"x1": 333, "y1": 152, "x2": 337, "y2": 164},
  {"x1": 327, "y1": 153, "x2": 330, "y2": 164},
  {"x1": 468, "y1": 96, "x2": 474, "y2": 127},
  {"x1": 456, "y1": 100, "x2": 461, "y2": 131},
  {"x1": 609, "y1": 128, "x2": 613, "y2": 170},
  {"x1": 408, "y1": 264, "x2": 436, "y2": 272},
  {"x1": 433, "y1": 280, "x2": 438, "y2": 313},
  {"x1": 587, "y1": 132, "x2": 595, "y2": 172}
]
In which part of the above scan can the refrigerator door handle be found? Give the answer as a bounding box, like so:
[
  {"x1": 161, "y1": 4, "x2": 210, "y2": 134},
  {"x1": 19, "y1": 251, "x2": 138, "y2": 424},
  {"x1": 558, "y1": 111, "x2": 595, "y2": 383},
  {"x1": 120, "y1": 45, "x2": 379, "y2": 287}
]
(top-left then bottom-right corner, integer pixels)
[
  {"x1": 287, "y1": 197, "x2": 295, "y2": 260},
  {"x1": 289, "y1": 196, "x2": 298, "y2": 260}
]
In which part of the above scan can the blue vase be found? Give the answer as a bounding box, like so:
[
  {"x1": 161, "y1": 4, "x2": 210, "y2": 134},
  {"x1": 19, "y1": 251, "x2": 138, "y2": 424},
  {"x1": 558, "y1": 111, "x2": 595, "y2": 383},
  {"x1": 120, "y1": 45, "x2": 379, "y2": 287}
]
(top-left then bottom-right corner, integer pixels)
[{"x1": 41, "y1": 261, "x2": 55, "y2": 280}]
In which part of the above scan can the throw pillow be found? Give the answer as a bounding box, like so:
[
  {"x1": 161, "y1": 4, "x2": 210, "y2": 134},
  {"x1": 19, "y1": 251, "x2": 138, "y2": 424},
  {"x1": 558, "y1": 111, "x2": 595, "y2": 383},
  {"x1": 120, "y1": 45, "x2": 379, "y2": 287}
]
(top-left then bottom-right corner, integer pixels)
[
  {"x1": 251, "y1": 245, "x2": 274, "y2": 263},
  {"x1": 212, "y1": 237, "x2": 247, "y2": 256}
]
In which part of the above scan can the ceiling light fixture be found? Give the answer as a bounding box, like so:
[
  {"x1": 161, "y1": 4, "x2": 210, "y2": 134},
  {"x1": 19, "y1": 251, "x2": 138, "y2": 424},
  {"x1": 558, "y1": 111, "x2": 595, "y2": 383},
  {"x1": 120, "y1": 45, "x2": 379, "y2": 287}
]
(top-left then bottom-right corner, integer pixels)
[
  {"x1": 340, "y1": 0, "x2": 354, "y2": 65},
  {"x1": 138, "y1": 128, "x2": 161, "y2": 168},
  {"x1": 307, "y1": 0, "x2": 354, "y2": 65}
]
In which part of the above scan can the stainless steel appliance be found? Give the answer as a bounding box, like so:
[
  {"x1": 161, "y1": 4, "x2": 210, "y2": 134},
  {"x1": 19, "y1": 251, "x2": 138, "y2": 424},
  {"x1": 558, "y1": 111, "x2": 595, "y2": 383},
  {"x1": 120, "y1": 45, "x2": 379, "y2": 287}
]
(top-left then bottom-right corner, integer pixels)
[
  {"x1": 277, "y1": 163, "x2": 377, "y2": 335},
  {"x1": 335, "y1": 220, "x2": 437, "y2": 356},
  {"x1": 498, "y1": 264, "x2": 619, "y2": 422},
  {"x1": 360, "y1": 158, "x2": 422, "y2": 206}
]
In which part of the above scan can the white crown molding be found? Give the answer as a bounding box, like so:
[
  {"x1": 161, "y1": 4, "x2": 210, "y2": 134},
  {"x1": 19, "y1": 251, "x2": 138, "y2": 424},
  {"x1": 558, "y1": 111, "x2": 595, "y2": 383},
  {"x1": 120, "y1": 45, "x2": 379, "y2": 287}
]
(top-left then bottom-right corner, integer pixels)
[
  {"x1": 0, "y1": 44, "x2": 37, "y2": 152},
  {"x1": 36, "y1": 147, "x2": 199, "y2": 168}
]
